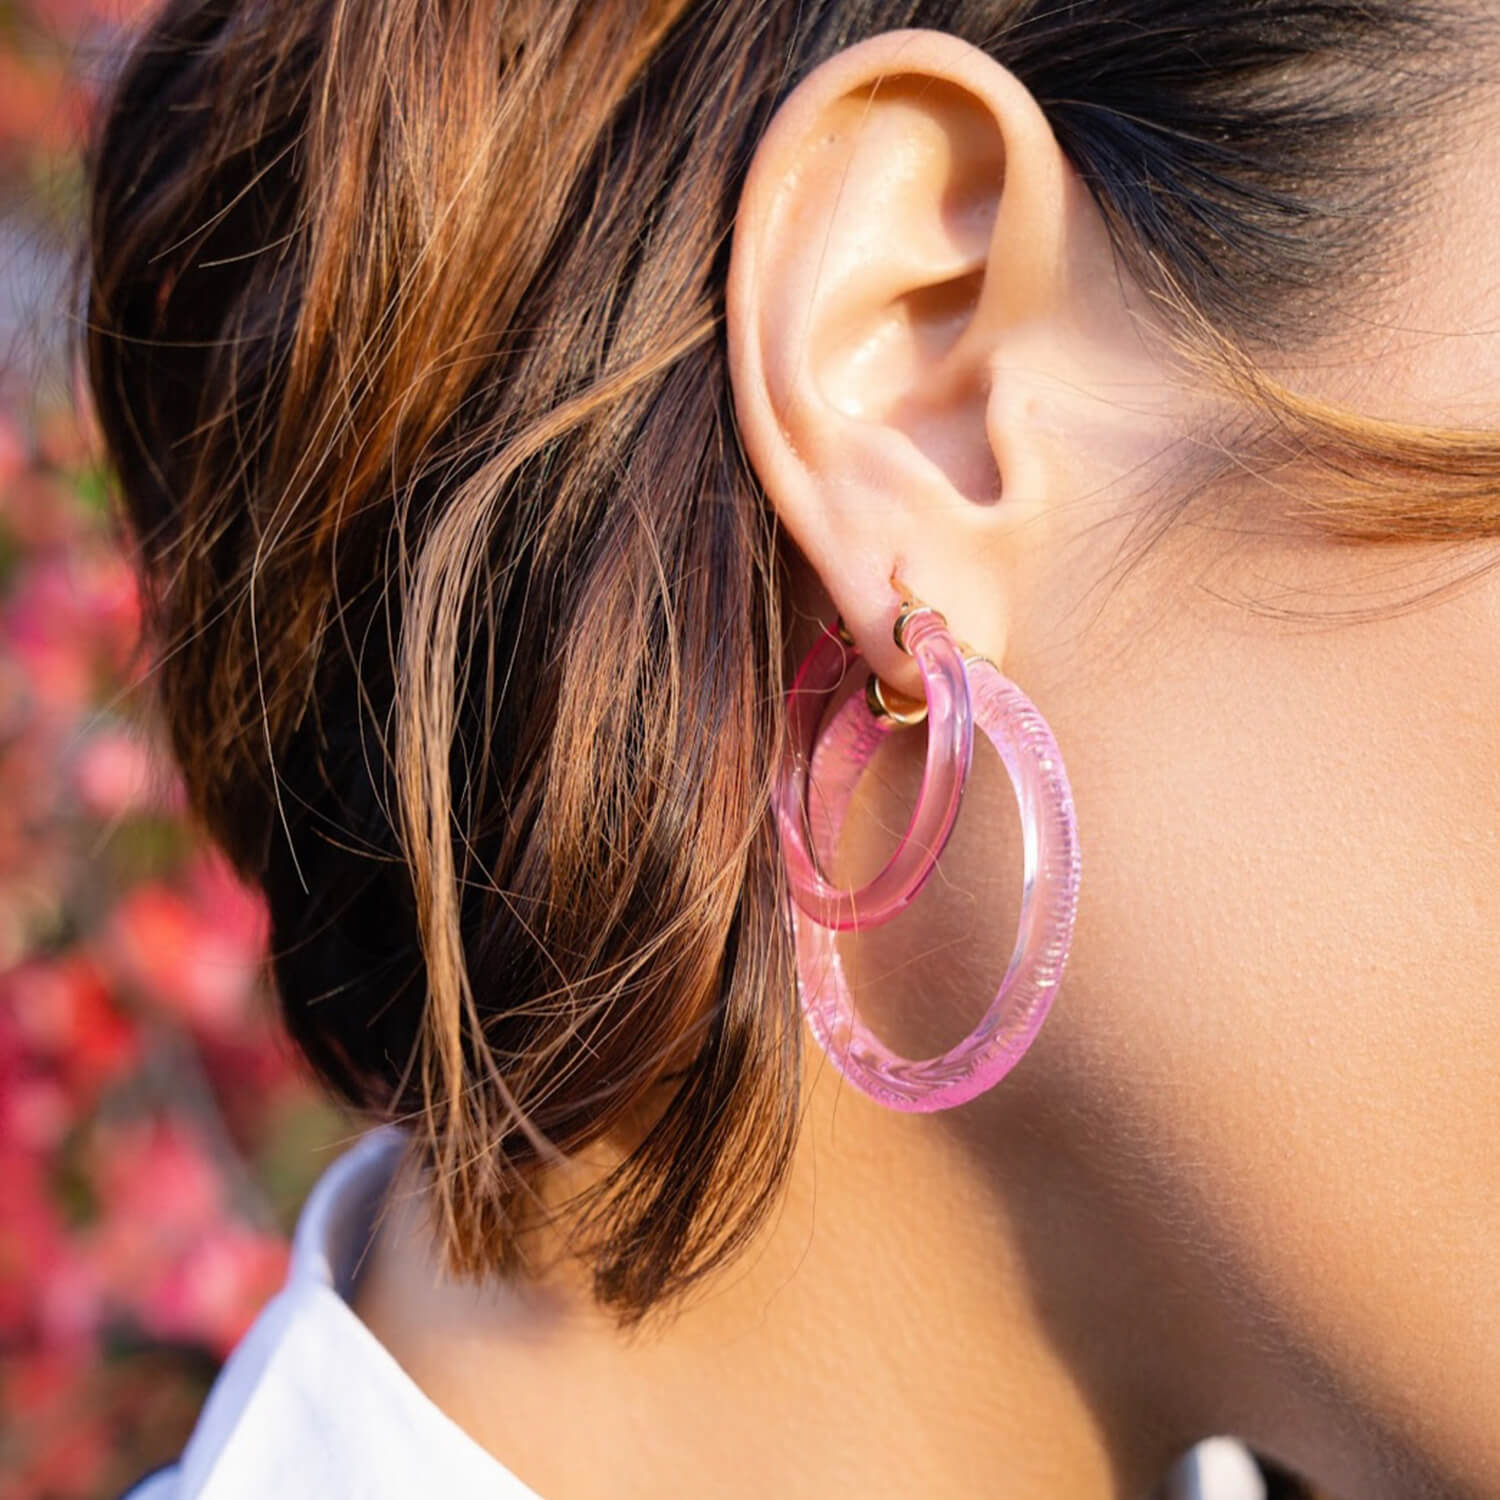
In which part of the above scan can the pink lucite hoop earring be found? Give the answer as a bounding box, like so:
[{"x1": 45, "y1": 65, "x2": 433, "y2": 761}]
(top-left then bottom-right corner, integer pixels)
[
  {"x1": 777, "y1": 607, "x2": 973, "y2": 932},
  {"x1": 780, "y1": 626, "x2": 1082, "y2": 1113}
]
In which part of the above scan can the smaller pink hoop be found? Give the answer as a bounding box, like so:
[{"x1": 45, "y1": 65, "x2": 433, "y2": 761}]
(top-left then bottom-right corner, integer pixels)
[
  {"x1": 776, "y1": 610, "x2": 972, "y2": 932},
  {"x1": 788, "y1": 653, "x2": 1082, "y2": 1113}
]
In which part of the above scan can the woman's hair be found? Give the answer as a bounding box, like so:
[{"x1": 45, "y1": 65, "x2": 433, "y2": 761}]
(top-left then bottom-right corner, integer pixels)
[{"x1": 84, "y1": 0, "x2": 1500, "y2": 1325}]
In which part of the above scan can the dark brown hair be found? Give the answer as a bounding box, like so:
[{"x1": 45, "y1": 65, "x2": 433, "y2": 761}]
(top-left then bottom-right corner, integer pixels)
[{"x1": 84, "y1": 0, "x2": 1500, "y2": 1326}]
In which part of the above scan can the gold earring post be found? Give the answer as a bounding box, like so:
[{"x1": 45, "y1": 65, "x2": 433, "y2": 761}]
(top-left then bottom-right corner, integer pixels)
[{"x1": 865, "y1": 673, "x2": 929, "y2": 727}]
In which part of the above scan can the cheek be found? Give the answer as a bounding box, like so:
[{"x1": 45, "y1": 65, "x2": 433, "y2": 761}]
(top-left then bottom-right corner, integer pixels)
[{"x1": 1034, "y1": 537, "x2": 1500, "y2": 1467}]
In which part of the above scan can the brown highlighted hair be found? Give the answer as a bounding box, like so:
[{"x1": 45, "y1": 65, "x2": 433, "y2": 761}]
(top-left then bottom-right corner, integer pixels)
[{"x1": 84, "y1": 0, "x2": 1500, "y2": 1325}]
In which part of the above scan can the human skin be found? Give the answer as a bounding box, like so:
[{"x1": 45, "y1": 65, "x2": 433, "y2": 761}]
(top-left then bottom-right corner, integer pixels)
[{"x1": 352, "y1": 29, "x2": 1500, "y2": 1500}]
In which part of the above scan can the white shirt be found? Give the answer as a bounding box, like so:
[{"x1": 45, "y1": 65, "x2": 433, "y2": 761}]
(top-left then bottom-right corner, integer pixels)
[{"x1": 122, "y1": 1124, "x2": 1266, "y2": 1500}]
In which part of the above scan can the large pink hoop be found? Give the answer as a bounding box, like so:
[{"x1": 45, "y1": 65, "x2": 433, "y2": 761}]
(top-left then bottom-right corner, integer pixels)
[
  {"x1": 776, "y1": 610, "x2": 973, "y2": 932},
  {"x1": 788, "y1": 654, "x2": 1082, "y2": 1113}
]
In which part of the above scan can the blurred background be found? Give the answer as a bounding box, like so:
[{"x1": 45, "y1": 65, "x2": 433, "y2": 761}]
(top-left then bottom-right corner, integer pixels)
[
  {"x1": 0, "y1": 4, "x2": 349, "y2": 1496},
  {"x1": 0, "y1": 5, "x2": 1329, "y2": 1499}
]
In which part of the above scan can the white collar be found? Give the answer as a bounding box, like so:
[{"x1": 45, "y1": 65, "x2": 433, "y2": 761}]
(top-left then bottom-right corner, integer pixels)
[
  {"x1": 127, "y1": 1125, "x2": 1263, "y2": 1500},
  {"x1": 141, "y1": 1123, "x2": 542, "y2": 1499}
]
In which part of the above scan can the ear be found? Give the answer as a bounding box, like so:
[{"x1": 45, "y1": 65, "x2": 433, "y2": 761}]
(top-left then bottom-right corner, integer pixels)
[{"x1": 727, "y1": 28, "x2": 1120, "y2": 692}]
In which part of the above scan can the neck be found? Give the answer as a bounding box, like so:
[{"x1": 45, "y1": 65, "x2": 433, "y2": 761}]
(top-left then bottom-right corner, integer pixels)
[{"x1": 352, "y1": 1067, "x2": 1211, "y2": 1500}]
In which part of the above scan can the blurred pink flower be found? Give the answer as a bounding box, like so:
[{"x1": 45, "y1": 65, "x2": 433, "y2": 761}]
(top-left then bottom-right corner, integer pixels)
[
  {"x1": 1, "y1": 1347, "x2": 113, "y2": 1498},
  {"x1": 83, "y1": 1116, "x2": 290, "y2": 1357},
  {"x1": 71, "y1": 547, "x2": 142, "y2": 674},
  {"x1": 0, "y1": 413, "x2": 26, "y2": 489},
  {"x1": 35, "y1": 1241, "x2": 105, "y2": 1350},
  {"x1": 0, "y1": 956, "x2": 139, "y2": 1154},
  {"x1": 83, "y1": 1117, "x2": 228, "y2": 1334},
  {"x1": 4, "y1": 1071, "x2": 74, "y2": 1151},
  {"x1": 1, "y1": 545, "x2": 141, "y2": 690},
  {"x1": 72, "y1": 726, "x2": 176, "y2": 818},
  {"x1": 104, "y1": 864, "x2": 267, "y2": 1033},
  {"x1": 184, "y1": 853, "x2": 269, "y2": 957},
  {"x1": 2, "y1": 560, "x2": 98, "y2": 718},
  {"x1": 25, "y1": 0, "x2": 162, "y2": 36},
  {"x1": 0, "y1": 1146, "x2": 66, "y2": 1338},
  {"x1": 0, "y1": 953, "x2": 139, "y2": 1096},
  {"x1": 89, "y1": 1115, "x2": 225, "y2": 1236},
  {"x1": 142, "y1": 1225, "x2": 290, "y2": 1359}
]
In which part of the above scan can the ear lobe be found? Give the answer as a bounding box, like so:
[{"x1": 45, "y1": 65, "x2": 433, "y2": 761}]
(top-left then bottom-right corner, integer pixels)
[{"x1": 726, "y1": 29, "x2": 1074, "y2": 690}]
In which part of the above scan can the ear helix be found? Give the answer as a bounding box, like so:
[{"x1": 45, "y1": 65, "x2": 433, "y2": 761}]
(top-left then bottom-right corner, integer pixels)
[{"x1": 774, "y1": 596, "x2": 1082, "y2": 1112}]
